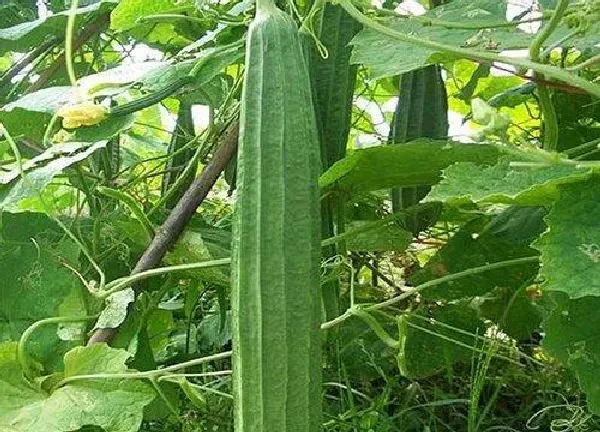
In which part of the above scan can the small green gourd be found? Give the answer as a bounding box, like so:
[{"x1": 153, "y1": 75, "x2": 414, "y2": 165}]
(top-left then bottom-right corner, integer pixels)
[
  {"x1": 304, "y1": 5, "x2": 361, "y2": 327},
  {"x1": 389, "y1": 65, "x2": 449, "y2": 211},
  {"x1": 232, "y1": 1, "x2": 322, "y2": 430}
]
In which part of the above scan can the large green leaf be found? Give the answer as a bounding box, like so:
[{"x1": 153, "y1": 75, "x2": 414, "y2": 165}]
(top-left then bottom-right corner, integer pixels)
[
  {"x1": 397, "y1": 303, "x2": 485, "y2": 379},
  {"x1": 427, "y1": 159, "x2": 592, "y2": 206},
  {"x1": 350, "y1": 0, "x2": 531, "y2": 77},
  {"x1": 534, "y1": 177, "x2": 600, "y2": 298},
  {"x1": 0, "y1": 141, "x2": 106, "y2": 210},
  {"x1": 0, "y1": 212, "x2": 85, "y2": 369},
  {"x1": 63, "y1": 343, "x2": 132, "y2": 376},
  {"x1": 412, "y1": 216, "x2": 539, "y2": 301},
  {"x1": 319, "y1": 141, "x2": 501, "y2": 193},
  {"x1": 543, "y1": 294, "x2": 600, "y2": 415},
  {"x1": 0, "y1": 1, "x2": 116, "y2": 54},
  {"x1": 0, "y1": 344, "x2": 155, "y2": 432}
]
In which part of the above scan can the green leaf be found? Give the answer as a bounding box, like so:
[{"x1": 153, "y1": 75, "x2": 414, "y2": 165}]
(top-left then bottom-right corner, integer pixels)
[
  {"x1": 326, "y1": 204, "x2": 441, "y2": 253},
  {"x1": 141, "y1": 40, "x2": 244, "y2": 92},
  {"x1": 198, "y1": 311, "x2": 232, "y2": 350},
  {"x1": 548, "y1": 22, "x2": 600, "y2": 52},
  {"x1": 166, "y1": 230, "x2": 229, "y2": 286},
  {"x1": 534, "y1": 177, "x2": 600, "y2": 298},
  {"x1": 69, "y1": 114, "x2": 136, "y2": 143},
  {"x1": 397, "y1": 303, "x2": 485, "y2": 379},
  {"x1": 63, "y1": 343, "x2": 132, "y2": 376},
  {"x1": 319, "y1": 141, "x2": 501, "y2": 193},
  {"x1": 427, "y1": 159, "x2": 592, "y2": 206},
  {"x1": 0, "y1": 212, "x2": 85, "y2": 369},
  {"x1": 429, "y1": 0, "x2": 511, "y2": 25},
  {"x1": 483, "y1": 206, "x2": 547, "y2": 245},
  {"x1": 79, "y1": 61, "x2": 165, "y2": 92},
  {"x1": 146, "y1": 309, "x2": 174, "y2": 354},
  {"x1": 350, "y1": 0, "x2": 531, "y2": 77},
  {"x1": 0, "y1": 1, "x2": 116, "y2": 54},
  {"x1": 0, "y1": 345, "x2": 154, "y2": 432},
  {"x1": 543, "y1": 294, "x2": 600, "y2": 415},
  {"x1": 345, "y1": 220, "x2": 412, "y2": 252},
  {"x1": 94, "y1": 288, "x2": 136, "y2": 330},
  {"x1": 0, "y1": 141, "x2": 106, "y2": 210},
  {"x1": 412, "y1": 216, "x2": 539, "y2": 301},
  {"x1": 478, "y1": 286, "x2": 542, "y2": 340},
  {"x1": 0, "y1": 87, "x2": 75, "y2": 141}
]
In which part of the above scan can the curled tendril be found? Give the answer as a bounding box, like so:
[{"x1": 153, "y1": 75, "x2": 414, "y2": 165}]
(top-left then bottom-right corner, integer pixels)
[
  {"x1": 526, "y1": 404, "x2": 592, "y2": 432},
  {"x1": 303, "y1": 9, "x2": 329, "y2": 59},
  {"x1": 321, "y1": 254, "x2": 351, "y2": 274}
]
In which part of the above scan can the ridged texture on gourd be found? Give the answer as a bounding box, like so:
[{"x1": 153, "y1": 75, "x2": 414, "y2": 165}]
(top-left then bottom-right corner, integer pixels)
[
  {"x1": 232, "y1": 4, "x2": 322, "y2": 432},
  {"x1": 161, "y1": 102, "x2": 196, "y2": 209},
  {"x1": 306, "y1": 6, "x2": 361, "y2": 324},
  {"x1": 312, "y1": 5, "x2": 361, "y2": 169},
  {"x1": 389, "y1": 65, "x2": 448, "y2": 211}
]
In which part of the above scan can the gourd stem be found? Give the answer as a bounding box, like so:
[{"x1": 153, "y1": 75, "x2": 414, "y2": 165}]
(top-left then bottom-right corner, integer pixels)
[
  {"x1": 527, "y1": 0, "x2": 569, "y2": 152},
  {"x1": 256, "y1": 0, "x2": 277, "y2": 15}
]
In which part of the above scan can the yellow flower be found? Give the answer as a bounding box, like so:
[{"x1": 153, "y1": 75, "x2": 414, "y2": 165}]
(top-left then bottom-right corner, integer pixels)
[{"x1": 57, "y1": 102, "x2": 108, "y2": 129}]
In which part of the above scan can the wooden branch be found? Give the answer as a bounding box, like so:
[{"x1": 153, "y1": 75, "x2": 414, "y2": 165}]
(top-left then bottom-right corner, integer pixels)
[
  {"x1": 87, "y1": 121, "x2": 239, "y2": 345},
  {"x1": 0, "y1": 36, "x2": 61, "y2": 91},
  {"x1": 28, "y1": 12, "x2": 110, "y2": 93}
]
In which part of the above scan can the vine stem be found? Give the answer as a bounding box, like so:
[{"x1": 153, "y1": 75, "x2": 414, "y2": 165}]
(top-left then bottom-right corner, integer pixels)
[
  {"x1": 528, "y1": 0, "x2": 569, "y2": 152},
  {"x1": 569, "y1": 53, "x2": 600, "y2": 71},
  {"x1": 321, "y1": 256, "x2": 539, "y2": 330},
  {"x1": 18, "y1": 315, "x2": 98, "y2": 380},
  {"x1": 376, "y1": 9, "x2": 550, "y2": 30},
  {"x1": 65, "y1": 0, "x2": 79, "y2": 87},
  {"x1": 57, "y1": 351, "x2": 232, "y2": 387},
  {"x1": 96, "y1": 258, "x2": 231, "y2": 298},
  {"x1": 336, "y1": 0, "x2": 600, "y2": 98}
]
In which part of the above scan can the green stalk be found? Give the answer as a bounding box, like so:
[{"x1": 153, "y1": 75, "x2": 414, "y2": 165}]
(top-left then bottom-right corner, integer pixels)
[
  {"x1": 321, "y1": 256, "x2": 539, "y2": 330},
  {"x1": 353, "y1": 309, "x2": 399, "y2": 349},
  {"x1": 57, "y1": 350, "x2": 232, "y2": 387},
  {"x1": 65, "y1": 0, "x2": 79, "y2": 86},
  {"x1": 98, "y1": 258, "x2": 231, "y2": 298}
]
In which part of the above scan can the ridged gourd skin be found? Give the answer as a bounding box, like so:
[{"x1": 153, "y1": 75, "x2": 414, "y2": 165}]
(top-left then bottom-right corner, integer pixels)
[
  {"x1": 232, "y1": 3, "x2": 322, "y2": 432},
  {"x1": 306, "y1": 6, "x2": 361, "y2": 325},
  {"x1": 311, "y1": 5, "x2": 361, "y2": 170},
  {"x1": 389, "y1": 65, "x2": 448, "y2": 211}
]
